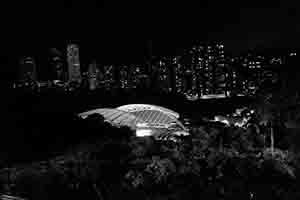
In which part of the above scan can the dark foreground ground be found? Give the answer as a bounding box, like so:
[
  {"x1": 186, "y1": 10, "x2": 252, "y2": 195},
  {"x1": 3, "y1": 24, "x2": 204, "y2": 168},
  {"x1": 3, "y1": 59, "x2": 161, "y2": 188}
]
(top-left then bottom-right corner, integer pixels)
[{"x1": 1, "y1": 88, "x2": 300, "y2": 200}]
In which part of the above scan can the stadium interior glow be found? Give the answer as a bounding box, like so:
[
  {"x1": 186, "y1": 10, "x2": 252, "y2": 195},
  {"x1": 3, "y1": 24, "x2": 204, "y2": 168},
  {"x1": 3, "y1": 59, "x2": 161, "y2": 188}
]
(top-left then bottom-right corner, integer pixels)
[{"x1": 136, "y1": 129, "x2": 153, "y2": 137}]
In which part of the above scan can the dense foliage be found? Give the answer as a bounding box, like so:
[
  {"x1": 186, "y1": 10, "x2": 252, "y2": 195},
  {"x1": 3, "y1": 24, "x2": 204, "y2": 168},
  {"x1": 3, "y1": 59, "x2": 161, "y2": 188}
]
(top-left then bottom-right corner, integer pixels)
[{"x1": 1, "y1": 112, "x2": 300, "y2": 200}]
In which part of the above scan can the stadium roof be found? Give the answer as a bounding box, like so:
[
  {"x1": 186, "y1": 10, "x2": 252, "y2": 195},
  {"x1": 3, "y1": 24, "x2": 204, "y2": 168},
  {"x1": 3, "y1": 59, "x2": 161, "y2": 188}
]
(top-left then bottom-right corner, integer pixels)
[
  {"x1": 117, "y1": 104, "x2": 180, "y2": 119},
  {"x1": 78, "y1": 104, "x2": 186, "y2": 131},
  {"x1": 78, "y1": 108, "x2": 142, "y2": 130}
]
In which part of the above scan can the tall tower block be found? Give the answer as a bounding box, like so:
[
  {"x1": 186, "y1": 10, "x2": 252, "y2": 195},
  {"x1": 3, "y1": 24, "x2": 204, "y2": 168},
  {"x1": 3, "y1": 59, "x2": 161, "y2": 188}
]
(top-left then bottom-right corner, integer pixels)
[
  {"x1": 19, "y1": 56, "x2": 37, "y2": 82},
  {"x1": 67, "y1": 44, "x2": 82, "y2": 83},
  {"x1": 88, "y1": 60, "x2": 98, "y2": 90}
]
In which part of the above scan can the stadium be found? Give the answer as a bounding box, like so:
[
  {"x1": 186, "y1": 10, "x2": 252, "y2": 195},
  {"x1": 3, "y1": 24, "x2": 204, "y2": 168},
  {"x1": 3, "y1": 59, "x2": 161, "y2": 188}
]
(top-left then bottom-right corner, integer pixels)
[{"x1": 78, "y1": 104, "x2": 189, "y2": 139}]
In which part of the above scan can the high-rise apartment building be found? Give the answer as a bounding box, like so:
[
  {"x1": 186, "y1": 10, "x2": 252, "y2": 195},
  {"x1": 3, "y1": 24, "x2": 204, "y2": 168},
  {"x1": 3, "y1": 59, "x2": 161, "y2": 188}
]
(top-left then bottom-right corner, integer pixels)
[
  {"x1": 50, "y1": 48, "x2": 66, "y2": 81},
  {"x1": 18, "y1": 56, "x2": 37, "y2": 82},
  {"x1": 238, "y1": 53, "x2": 266, "y2": 95},
  {"x1": 191, "y1": 45, "x2": 205, "y2": 95},
  {"x1": 87, "y1": 60, "x2": 99, "y2": 90},
  {"x1": 204, "y1": 42, "x2": 226, "y2": 94},
  {"x1": 181, "y1": 42, "x2": 226, "y2": 96},
  {"x1": 130, "y1": 65, "x2": 143, "y2": 89},
  {"x1": 103, "y1": 65, "x2": 115, "y2": 89},
  {"x1": 67, "y1": 44, "x2": 82, "y2": 84},
  {"x1": 155, "y1": 57, "x2": 172, "y2": 92},
  {"x1": 119, "y1": 65, "x2": 130, "y2": 89}
]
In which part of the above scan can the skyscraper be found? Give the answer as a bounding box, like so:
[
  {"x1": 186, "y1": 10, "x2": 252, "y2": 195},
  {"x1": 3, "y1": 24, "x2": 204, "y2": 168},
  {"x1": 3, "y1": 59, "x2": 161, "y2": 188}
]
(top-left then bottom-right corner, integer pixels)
[
  {"x1": 245, "y1": 54, "x2": 264, "y2": 95},
  {"x1": 50, "y1": 48, "x2": 66, "y2": 81},
  {"x1": 67, "y1": 44, "x2": 82, "y2": 84},
  {"x1": 119, "y1": 65, "x2": 129, "y2": 89},
  {"x1": 18, "y1": 56, "x2": 37, "y2": 82},
  {"x1": 87, "y1": 60, "x2": 98, "y2": 90},
  {"x1": 191, "y1": 45, "x2": 205, "y2": 95},
  {"x1": 181, "y1": 42, "x2": 226, "y2": 96},
  {"x1": 131, "y1": 65, "x2": 143, "y2": 89},
  {"x1": 157, "y1": 57, "x2": 172, "y2": 92},
  {"x1": 205, "y1": 42, "x2": 226, "y2": 94},
  {"x1": 103, "y1": 65, "x2": 115, "y2": 89}
]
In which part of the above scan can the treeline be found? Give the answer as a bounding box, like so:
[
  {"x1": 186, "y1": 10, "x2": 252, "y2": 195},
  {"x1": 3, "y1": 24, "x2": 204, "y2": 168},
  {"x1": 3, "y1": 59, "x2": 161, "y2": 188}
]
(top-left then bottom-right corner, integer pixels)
[{"x1": 1, "y1": 112, "x2": 300, "y2": 200}]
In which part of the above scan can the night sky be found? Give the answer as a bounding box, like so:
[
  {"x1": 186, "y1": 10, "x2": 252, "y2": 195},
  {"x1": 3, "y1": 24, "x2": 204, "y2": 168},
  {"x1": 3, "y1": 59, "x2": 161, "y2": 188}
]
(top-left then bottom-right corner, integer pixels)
[{"x1": 0, "y1": 0, "x2": 299, "y2": 65}]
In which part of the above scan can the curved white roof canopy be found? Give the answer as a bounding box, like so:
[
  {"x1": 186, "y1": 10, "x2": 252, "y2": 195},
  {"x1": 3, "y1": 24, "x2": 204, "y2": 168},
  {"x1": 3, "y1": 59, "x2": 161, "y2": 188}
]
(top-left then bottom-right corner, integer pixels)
[
  {"x1": 78, "y1": 104, "x2": 187, "y2": 131},
  {"x1": 116, "y1": 104, "x2": 180, "y2": 119},
  {"x1": 78, "y1": 108, "x2": 143, "y2": 130}
]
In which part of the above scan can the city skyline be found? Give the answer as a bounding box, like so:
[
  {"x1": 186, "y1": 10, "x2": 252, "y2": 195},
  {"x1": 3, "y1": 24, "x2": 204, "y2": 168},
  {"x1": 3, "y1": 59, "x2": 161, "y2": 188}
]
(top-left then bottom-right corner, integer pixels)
[{"x1": 13, "y1": 41, "x2": 293, "y2": 100}]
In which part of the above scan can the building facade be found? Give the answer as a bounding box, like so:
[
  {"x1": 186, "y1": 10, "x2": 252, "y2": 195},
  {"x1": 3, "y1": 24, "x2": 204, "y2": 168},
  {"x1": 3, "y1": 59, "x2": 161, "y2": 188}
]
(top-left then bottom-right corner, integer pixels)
[
  {"x1": 67, "y1": 44, "x2": 82, "y2": 84},
  {"x1": 50, "y1": 48, "x2": 66, "y2": 82},
  {"x1": 18, "y1": 56, "x2": 37, "y2": 82}
]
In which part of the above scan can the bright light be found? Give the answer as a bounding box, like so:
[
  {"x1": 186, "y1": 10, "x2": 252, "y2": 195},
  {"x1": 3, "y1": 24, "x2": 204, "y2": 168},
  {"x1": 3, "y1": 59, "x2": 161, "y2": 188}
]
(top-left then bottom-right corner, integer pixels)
[
  {"x1": 214, "y1": 116, "x2": 230, "y2": 125},
  {"x1": 220, "y1": 120, "x2": 230, "y2": 125},
  {"x1": 200, "y1": 94, "x2": 227, "y2": 99},
  {"x1": 136, "y1": 129, "x2": 153, "y2": 137},
  {"x1": 234, "y1": 122, "x2": 244, "y2": 127},
  {"x1": 173, "y1": 131, "x2": 190, "y2": 136}
]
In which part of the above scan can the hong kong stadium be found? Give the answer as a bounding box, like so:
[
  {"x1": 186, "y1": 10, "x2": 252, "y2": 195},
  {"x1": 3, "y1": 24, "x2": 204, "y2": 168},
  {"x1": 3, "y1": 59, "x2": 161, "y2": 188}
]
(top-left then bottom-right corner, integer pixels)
[{"x1": 78, "y1": 104, "x2": 189, "y2": 139}]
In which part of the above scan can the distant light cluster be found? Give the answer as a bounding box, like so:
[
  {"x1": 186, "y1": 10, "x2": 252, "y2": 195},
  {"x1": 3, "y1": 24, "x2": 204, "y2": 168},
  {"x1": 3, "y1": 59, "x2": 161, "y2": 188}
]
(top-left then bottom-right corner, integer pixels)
[{"x1": 13, "y1": 42, "x2": 297, "y2": 98}]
